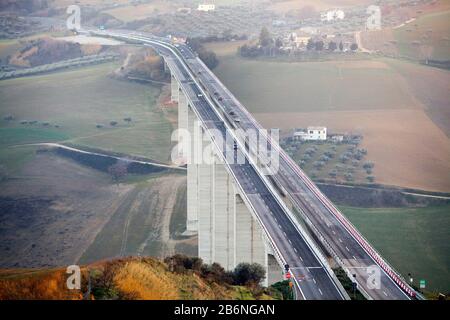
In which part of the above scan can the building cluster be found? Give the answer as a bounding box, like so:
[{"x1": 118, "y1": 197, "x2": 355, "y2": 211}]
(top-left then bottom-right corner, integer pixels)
[
  {"x1": 197, "y1": 4, "x2": 215, "y2": 12},
  {"x1": 320, "y1": 9, "x2": 345, "y2": 22},
  {"x1": 294, "y1": 127, "x2": 327, "y2": 141},
  {"x1": 293, "y1": 127, "x2": 345, "y2": 143},
  {"x1": 279, "y1": 31, "x2": 356, "y2": 52}
]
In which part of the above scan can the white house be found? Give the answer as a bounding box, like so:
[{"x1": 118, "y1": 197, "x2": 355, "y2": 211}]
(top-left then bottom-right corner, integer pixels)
[
  {"x1": 197, "y1": 4, "x2": 215, "y2": 12},
  {"x1": 294, "y1": 126, "x2": 327, "y2": 141}
]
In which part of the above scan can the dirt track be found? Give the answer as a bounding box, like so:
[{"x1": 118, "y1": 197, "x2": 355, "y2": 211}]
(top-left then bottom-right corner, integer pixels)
[{"x1": 0, "y1": 151, "x2": 189, "y2": 268}]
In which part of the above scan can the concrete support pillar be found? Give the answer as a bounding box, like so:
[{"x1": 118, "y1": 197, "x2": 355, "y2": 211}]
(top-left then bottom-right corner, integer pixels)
[
  {"x1": 178, "y1": 90, "x2": 188, "y2": 132},
  {"x1": 212, "y1": 163, "x2": 236, "y2": 270},
  {"x1": 267, "y1": 254, "x2": 284, "y2": 285},
  {"x1": 171, "y1": 74, "x2": 179, "y2": 102},
  {"x1": 197, "y1": 126, "x2": 214, "y2": 263},
  {"x1": 186, "y1": 106, "x2": 198, "y2": 234},
  {"x1": 235, "y1": 194, "x2": 267, "y2": 270},
  {"x1": 198, "y1": 161, "x2": 213, "y2": 264}
]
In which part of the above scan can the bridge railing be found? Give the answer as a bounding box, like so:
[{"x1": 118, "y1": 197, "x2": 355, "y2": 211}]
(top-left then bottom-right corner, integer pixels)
[{"x1": 192, "y1": 51, "x2": 417, "y2": 299}]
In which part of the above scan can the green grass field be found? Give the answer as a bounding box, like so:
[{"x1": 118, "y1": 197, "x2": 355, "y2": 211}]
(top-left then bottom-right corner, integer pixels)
[
  {"x1": 394, "y1": 10, "x2": 450, "y2": 61},
  {"x1": 0, "y1": 63, "x2": 173, "y2": 166},
  {"x1": 211, "y1": 55, "x2": 418, "y2": 115},
  {"x1": 341, "y1": 204, "x2": 450, "y2": 293}
]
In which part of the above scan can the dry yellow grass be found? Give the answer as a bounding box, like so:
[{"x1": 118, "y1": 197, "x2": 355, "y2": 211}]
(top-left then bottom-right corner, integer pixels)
[
  {"x1": 0, "y1": 268, "x2": 83, "y2": 300},
  {"x1": 114, "y1": 260, "x2": 179, "y2": 299},
  {"x1": 0, "y1": 257, "x2": 239, "y2": 300}
]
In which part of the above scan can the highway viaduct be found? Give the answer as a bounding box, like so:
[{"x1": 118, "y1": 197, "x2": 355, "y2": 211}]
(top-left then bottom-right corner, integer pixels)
[{"x1": 87, "y1": 29, "x2": 419, "y2": 300}]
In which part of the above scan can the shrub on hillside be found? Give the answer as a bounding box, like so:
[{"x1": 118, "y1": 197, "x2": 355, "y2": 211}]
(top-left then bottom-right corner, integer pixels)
[
  {"x1": 232, "y1": 263, "x2": 265, "y2": 286},
  {"x1": 164, "y1": 254, "x2": 203, "y2": 274},
  {"x1": 200, "y1": 263, "x2": 234, "y2": 285}
]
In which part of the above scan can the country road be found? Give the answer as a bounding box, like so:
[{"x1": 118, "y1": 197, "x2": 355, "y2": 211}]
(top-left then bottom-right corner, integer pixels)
[{"x1": 12, "y1": 142, "x2": 186, "y2": 171}]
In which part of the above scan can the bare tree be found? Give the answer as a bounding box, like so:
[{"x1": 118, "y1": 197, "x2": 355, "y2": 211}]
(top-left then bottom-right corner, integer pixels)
[{"x1": 108, "y1": 160, "x2": 128, "y2": 182}]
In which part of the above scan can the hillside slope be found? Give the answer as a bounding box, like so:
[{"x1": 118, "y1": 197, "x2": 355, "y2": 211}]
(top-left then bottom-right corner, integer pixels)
[{"x1": 0, "y1": 256, "x2": 281, "y2": 300}]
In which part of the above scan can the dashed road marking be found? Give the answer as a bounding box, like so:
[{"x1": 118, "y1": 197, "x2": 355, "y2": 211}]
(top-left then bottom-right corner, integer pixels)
[
  {"x1": 339, "y1": 238, "x2": 343, "y2": 243},
  {"x1": 318, "y1": 288, "x2": 323, "y2": 295},
  {"x1": 383, "y1": 291, "x2": 388, "y2": 297},
  {"x1": 346, "y1": 246, "x2": 350, "y2": 252}
]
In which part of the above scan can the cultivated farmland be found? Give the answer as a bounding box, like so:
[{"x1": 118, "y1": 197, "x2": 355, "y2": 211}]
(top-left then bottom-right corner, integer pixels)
[
  {"x1": 0, "y1": 63, "x2": 174, "y2": 164},
  {"x1": 208, "y1": 47, "x2": 450, "y2": 192},
  {"x1": 341, "y1": 204, "x2": 450, "y2": 293}
]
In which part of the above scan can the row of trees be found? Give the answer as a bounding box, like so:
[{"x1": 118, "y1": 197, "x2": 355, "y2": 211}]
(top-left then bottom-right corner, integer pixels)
[
  {"x1": 239, "y1": 27, "x2": 359, "y2": 58},
  {"x1": 96, "y1": 117, "x2": 133, "y2": 129},
  {"x1": 186, "y1": 38, "x2": 219, "y2": 69},
  {"x1": 306, "y1": 39, "x2": 358, "y2": 52},
  {"x1": 164, "y1": 254, "x2": 266, "y2": 287},
  {"x1": 239, "y1": 27, "x2": 284, "y2": 58}
]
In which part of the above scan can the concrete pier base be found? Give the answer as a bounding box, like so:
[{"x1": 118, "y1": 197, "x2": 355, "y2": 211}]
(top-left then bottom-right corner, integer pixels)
[{"x1": 173, "y1": 72, "x2": 283, "y2": 285}]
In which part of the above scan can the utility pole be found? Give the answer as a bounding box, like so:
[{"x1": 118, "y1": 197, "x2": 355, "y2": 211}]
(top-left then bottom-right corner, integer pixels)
[
  {"x1": 83, "y1": 268, "x2": 91, "y2": 300},
  {"x1": 352, "y1": 274, "x2": 357, "y2": 299},
  {"x1": 408, "y1": 273, "x2": 413, "y2": 286}
]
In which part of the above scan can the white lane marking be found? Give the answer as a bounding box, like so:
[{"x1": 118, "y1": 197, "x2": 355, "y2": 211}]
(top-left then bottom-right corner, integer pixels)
[
  {"x1": 332, "y1": 230, "x2": 336, "y2": 235},
  {"x1": 339, "y1": 238, "x2": 343, "y2": 243},
  {"x1": 353, "y1": 255, "x2": 357, "y2": 260},
  {"x1": 288, "y1": 239, "x2": 292, "y2": 244},
  {"x1": 278, "y1": 224, "x2": 282, "y2": 229},
  {"x1": 318, "y1": 288, "x2": 323, "y2": 295},
  {"x1": 294, "y1": 247, "x2": 298, "y2": 253},
  {"x1": 300, "y1": 256, "x2": 304, "y2": 262},
  {"x1": 283, "y1": 231, "x2": 287, "y2": 237},
  {"x1": 346, "y1": 246, "x2": 350, "y2": 252},
  {"x1": 383, "y1": 291, "x2": 388, "y2": 297},
  {"x1": 313, "y1": 278, "x2": 317, "y2": 284}
]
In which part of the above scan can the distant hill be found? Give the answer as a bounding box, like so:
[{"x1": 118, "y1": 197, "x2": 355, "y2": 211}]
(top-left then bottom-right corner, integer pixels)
[
  {"x1": 9, "y1": 37, "x2": 104, "y2": 67},
  {"x1": 0, "y1": 256, "x2": 287, "y2": 300},
  {"x1": 0, "y1": 0, "x2": 48, "y2": 14}
]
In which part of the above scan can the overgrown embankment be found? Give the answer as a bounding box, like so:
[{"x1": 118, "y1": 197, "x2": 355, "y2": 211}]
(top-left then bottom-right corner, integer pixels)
[{"x1": 0, "y1": 255, "x2": 291, "y2": 300}]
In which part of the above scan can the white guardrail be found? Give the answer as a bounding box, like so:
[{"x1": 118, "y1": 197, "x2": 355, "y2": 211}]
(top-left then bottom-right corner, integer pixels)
[
  {"x1": 87, "y1": 28, "x2": 418, "y2": 300},
  {"x1": 193, "y1": 49, "x2": 418, "y2": 300}
]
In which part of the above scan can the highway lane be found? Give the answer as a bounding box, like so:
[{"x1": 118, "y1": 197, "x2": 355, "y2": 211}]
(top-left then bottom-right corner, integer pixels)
[
  {"x1": 88, "y1": 29, "x2": 414, "y2": 299},
  {"x1": 183, "y1": 46, "x2": 414, "y2": 300},
  {"x1": 188, "y1": 82, "x2": 344, "y2": 300},
  {"x1": 135, "y1": 34, "x2": 346, "y2": 300},
  {"x1": 275, "y1": 167, "x2": 409, "y2": 300}
]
